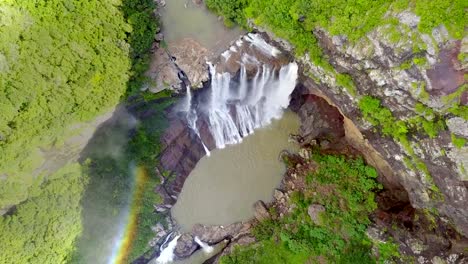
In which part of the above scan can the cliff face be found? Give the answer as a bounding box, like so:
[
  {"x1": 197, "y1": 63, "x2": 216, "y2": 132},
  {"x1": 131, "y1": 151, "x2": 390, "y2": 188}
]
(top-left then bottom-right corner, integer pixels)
[
  {"x1": 245, "y1": 8, "x2": 468, "y2": 259},
  {"x1": 300, "y1": 26, "x2": 467, "y2": 232}
]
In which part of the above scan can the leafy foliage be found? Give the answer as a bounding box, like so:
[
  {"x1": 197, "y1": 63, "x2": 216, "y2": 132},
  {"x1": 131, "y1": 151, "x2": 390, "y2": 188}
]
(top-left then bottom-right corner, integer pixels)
[
  {"x1": 0, "y1": 0, "x2": 131, "y2": 209},
  {"x1": 451, "y1": 133, "x2": 466, "y2": 149},
  {"x1": 1, "y1": 0, "x2": 161, "y2": 263},
  {"x1": 72, "y1": 94, "x2": 175, "y2": 264},
  {"x1": 121, "y1": 0, "x2": 159, "y2": 95},
  {"x1": 0, "y1": 164, "x2": 87, "y2": 264},
  {"x1": 414, "y1": 0, "x2": 467, "y2": 39},
  {"x1": 220, "y1": 153, "x2": 399, "y2": 263},
  {"x1": 205, "y1": 0, "x2": 466, "y2": 61}
]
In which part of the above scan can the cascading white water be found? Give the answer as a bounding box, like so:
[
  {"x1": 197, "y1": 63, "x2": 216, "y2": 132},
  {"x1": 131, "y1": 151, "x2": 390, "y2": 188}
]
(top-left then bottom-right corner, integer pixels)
[
  {"x1": 182, "y1": 33, "x2": 298, "y2": 151},
  {"x1": 244, "y1": 33, "x2": 281, "y2": 57},
  {"x1": 185, "y1": 85, "x2": 211, "y2": 156},
  {"x1": 197, "y1": 61, "x2": 298, "y2": 149},
  {"x1": 194, "y1": 237, "x2": 214, "y2": 254},
  {"x1": 155, "y1": 235, "x2": 181, "y2": 264}
]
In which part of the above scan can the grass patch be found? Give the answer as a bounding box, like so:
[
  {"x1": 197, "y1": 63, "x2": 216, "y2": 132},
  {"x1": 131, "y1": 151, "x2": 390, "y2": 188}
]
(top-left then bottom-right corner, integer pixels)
[{"x1": 221, "y1": 153, "x2": 401, "y2": 263}]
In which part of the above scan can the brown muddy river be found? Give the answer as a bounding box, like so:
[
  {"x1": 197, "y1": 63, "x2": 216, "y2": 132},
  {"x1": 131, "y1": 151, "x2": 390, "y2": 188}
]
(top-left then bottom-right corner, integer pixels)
[
  {"x1": 172, "y1": 111, "x2": 300, "y2": 231},
  {"x1": 160, "y1": 0, "x2": 244, "y2": 53}
]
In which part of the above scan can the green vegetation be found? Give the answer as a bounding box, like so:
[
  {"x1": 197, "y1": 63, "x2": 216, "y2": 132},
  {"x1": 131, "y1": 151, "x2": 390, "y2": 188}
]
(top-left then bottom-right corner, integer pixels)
[
  {"x1": 336, "y1": 73, "x2": 357, "y2": 96},
  {"x1": 451, "y1": 133, "x2": 466, "y2": 149},
  {"x1": 221, "y1": 153, "x2": 400, "y2": 263},
  {"x1": 448, "y1": 105, "x2": 468, "y2": 120},
  {"x1": 358, "y1": 96, "x2": 443, "y2": 198},
  {"x1": 122, "y1": 0, "x2": 159, "y2": 95},
  {"x1": 414, "y1": 0, "x2": 467, "y2": 39},
  {"x1": 125, "y1": 96, "x2": 175, "y2": 261},
  {"x1": 442, "y1": 84, "x2": 467, "y2": 106},
  {"x1": 0, "y1": 0, "x2": 131, "y2": 208},
  {"x1": 1, "y1": 0, "x2": 162, "y2": 263},
  {"x1": 409, "y1": 103, "x2": 446, "y2": 139},
  {"x1": 72, "y1": 94, "x2": 175, "y2": 264},
  {"x1": 0, "y1": 164, "x2": 87, "y2": 263},
  {"x1": 358, "y1": 96, "x2": 409, "y2": 142},
  {"x1": 206, "y1": 0, "x2": 466, "y2": 59}
]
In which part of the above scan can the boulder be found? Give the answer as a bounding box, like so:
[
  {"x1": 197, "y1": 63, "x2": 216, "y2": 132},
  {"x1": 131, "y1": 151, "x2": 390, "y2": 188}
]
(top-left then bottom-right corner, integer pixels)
[
  {"x1": 174, "y1": 234, "x2": 198, "y2": 259},
  {"x1": 192, "y1": 222, "x2": 250, "y2": 244},
  {"x1": 273, "y1": 189, "x2": 284, "y2": 201},
  {"x1": 145, "y1": 48, "x2": 181, "y2": 92},
  {"x1": 167, "y1": 38, "x2": 210, "y2": 88},
  {"x1": 155, "y1": 33, "x2": 164, "y2": 42},
  {"x1": 253, "y1": 200, "x2": 270, "y2": 221},
  {"x1": 307, "y1": 204, "x2": 325, "y2": 225}
]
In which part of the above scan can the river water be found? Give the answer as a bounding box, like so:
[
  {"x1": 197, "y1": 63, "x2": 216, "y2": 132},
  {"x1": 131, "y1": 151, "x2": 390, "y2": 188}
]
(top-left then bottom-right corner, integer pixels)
[
  {"x1": 160, "y1": 0, "x2": 244, "y2": 53},
  {"x1": 172, "y1": 111, "x2": 299, "y2": 231}
]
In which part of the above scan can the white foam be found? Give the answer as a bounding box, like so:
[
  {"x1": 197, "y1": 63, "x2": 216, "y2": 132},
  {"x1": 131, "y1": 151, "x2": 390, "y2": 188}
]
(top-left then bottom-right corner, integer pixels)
[
  {"x1": 194, "y1": 237, "x2": 214, "y2": 254},
  {"x1": 244, "y1": 33, "x2": 281, "y2": 57},
  {"x1": 156, "y1": 235, "x2": 181, "y2": 264}
]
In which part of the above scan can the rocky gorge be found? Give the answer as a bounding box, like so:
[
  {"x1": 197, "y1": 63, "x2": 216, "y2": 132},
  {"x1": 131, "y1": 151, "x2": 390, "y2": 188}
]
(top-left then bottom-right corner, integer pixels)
[{"x1": 93, "y1": 1, "x2": 468, "y2": 263}]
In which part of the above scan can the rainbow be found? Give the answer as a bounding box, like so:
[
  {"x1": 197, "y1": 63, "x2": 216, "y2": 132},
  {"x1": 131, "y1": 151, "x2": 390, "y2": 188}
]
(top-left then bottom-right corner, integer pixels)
[{"x1": 107, "y1": 165, "x2": 149, "y2": 264}]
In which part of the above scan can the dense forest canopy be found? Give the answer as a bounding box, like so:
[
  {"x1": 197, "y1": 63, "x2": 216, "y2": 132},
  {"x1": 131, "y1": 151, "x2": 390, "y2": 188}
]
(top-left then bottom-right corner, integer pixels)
[
  {"x1": 0, "y1": 0, "x2": 158, "y2": 263},
  {"x1": 206, "y1": 0, "x2": 466, "y2": 56},
  {"x1": 0, "y1": 0, "x2": 131, "y2": 208}
]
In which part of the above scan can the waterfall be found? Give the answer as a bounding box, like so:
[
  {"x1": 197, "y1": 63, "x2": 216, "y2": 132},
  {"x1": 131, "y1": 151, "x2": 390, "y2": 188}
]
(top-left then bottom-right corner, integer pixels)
[
  {"x1": 185, "y1": 84, "x2": 211, "y2": 156},
  {"x1": 244, "y1": 33, "x2": 280, "y2": 57},
  {"x1": 187, "y1": 109, "x2": 211, "y2": 156},
  {"x1": 156, "y1": 235, "x2": 181, "y2": 264},
  {"x1": 182, "y1": 33, "x2": 298, "y2": 152},
  {"x1": 196, "y1": 61, "x2": 297, "y2": 149},
  {"x1": 194, "y1": 236, "x2": 214, "y2": 254}
]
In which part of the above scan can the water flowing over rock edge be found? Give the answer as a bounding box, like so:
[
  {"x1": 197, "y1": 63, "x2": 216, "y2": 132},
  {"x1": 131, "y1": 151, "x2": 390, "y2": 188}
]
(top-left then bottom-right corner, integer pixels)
[{"x1": 137, "y1": 23, "x2": 467, "y2": 263}]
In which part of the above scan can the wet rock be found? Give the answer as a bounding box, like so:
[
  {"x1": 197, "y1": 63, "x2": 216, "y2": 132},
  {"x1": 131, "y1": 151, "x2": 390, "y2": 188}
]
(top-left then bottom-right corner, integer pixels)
[
  {"x1": 174, "y1": 234, "x2": 198, "y2": 259},
  {"x1": 254, "y1": 201, "x2": 270, "y2": 221},
  {"x1": 273, "y1": 189, "x2": 285, "y2": 201},
  {"x1": 149, "y1": 223, "x2": 168, "y2": 247},
  {"x1": 167, "y1": 38, "x2": 210, "y2": 88},
  {"x1": 157, "y1": 113, "x2": 214, "y2": 202},
  {"x1": 155, "y1": 0, "x2": 165, "y2": 7},
  {"x1": 215, "y1": 33, "x2": 291, "y2": 76},
  {"x1": 298, "y1": 148, "x2": 310, "y2": 160},
  {"x1": 154, "y1": 204, "x2": 172, "y2": 212},
  {"x1": 145, "y1": 48, "x2": 181, "y2": 92},
  {"x1": 192, "y1": 222, "x2": 250, "y2": 244},
  {"x1": 155, "y1": 33, "x2": 164, "y2": 42},
  {"x1": 154, "y1": 205, "x2": 168, "y2": 212},
  {"x1": 426, "y1": 44, "x2": 466, "y2": 102},
  {"x1": 307, "y1": 204, "x2": 325, "y2": 225}
]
